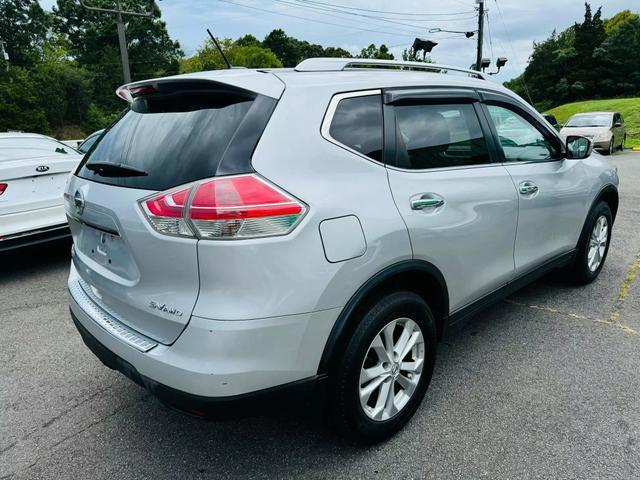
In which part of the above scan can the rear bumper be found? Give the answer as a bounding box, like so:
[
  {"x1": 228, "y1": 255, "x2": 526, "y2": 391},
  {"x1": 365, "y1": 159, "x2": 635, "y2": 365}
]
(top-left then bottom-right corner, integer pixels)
[
  {"x1": 68, "y1": 262, "x2": 339, "y2": 401},
  {"x1": 71, "y1": 310, "x2": 327, "y2": 417},
  {"x1": 0, "y1": 223, "x2": 70, "y2": 252}
]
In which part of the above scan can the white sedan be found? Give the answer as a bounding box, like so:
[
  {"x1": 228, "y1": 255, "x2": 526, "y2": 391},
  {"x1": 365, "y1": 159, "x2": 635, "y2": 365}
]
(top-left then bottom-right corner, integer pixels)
[{"x1": 0, "y1": 132, "x2": 84, "y2": 251}]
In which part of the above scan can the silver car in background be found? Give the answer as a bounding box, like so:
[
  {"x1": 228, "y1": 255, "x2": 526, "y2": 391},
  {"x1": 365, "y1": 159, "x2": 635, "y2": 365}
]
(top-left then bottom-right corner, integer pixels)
[
  {"x1": 560, "y1": 111, "x2": 626, "y2": 155},
  {"x1": 65, "y1": 58, "x2": 619, "y2": 443}
]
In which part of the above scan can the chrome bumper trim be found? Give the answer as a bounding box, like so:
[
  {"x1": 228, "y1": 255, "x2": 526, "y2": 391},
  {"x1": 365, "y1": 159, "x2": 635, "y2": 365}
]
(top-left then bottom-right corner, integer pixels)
[{"x1": 69, "y1": 278, "x2": 158, "y2": 352}]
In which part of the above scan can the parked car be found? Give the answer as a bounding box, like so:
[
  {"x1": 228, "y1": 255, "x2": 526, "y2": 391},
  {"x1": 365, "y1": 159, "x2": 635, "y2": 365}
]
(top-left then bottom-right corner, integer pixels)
[
  {"x1": 560, "y1": 111, "x2": 626, "y2": 155},
  {"x1": 542, "y1": 113, "x2": 560, "y2": 131},
  {"x1": 66, "y1": 58, "x2": 619, "y2": 444},
  {"x1": 77, "y1": 129, "x2": 104, "y2": 154},
  {"x1": 0, "y1": 133, "x2": 84, "y2": 251}
]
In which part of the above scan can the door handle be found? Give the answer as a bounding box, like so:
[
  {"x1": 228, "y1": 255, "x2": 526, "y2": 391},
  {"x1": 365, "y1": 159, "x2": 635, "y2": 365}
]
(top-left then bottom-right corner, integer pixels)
[
  {"x1": 411, "y1": 193, "x2": 445, "y2": 210},
  {"x1": 518, "y1": 181, "x2": 539, "y2": 196}
]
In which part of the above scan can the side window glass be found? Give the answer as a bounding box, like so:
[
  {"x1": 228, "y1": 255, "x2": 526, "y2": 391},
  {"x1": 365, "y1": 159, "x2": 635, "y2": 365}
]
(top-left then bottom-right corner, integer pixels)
[
  {"x1": 329, "y1": 94, "x2": 383, "y2": 162},
  {"x1": 393, "y1": 103, "x2": 490, "y2": 170},
  {"x1": 487, "y1": 105, "x2": 556, "y2": 162}
]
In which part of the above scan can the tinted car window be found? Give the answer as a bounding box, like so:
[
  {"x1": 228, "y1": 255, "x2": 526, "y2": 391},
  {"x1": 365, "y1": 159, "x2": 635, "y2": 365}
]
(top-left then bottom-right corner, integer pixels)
[
  {"x1": 487, "y1": 105, "x2": 556, "y2": 162},
  {"x1": 393, "y1": 103, "x2": 490, "y2": 170},
  {"x1": 329, "y1": 94, "x2": 383, "y2": 162},
  {"x1": 77, "y1": 83, "x2": 275, "y2": 191},
  {"x1": 78, "y1": 132, "x2": 101, "y2": 153},
  {"x1": 0, "y1": 137, "x2": 73, "y2": 162}
]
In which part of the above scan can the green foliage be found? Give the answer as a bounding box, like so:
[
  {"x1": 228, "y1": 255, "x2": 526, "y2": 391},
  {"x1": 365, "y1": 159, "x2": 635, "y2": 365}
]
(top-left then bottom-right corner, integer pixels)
[
  {"x1": 52, "y1": 0, "x2": 182, "y2": 110},
  {"x1": 0, "y1": 0, "x2": 49, "y2": 67},
  {"x1": 546, "y1": 98, "x2": 640, "y2": 147},
  {"x1": 182, "y1": 29, "x2": 353, "y2": 73},
  {"x1": 180, "y1": 38, "x2": 282, "y2": 72},
  {"x1": 504, "y1": 3, "x2": 640, "y2": 109},
  {"x1": 0, "y1": 66, "x2": 49, "y2": 133},
  {"x1": 358, "y1": 44, "x2": 394, "y2": 60}
]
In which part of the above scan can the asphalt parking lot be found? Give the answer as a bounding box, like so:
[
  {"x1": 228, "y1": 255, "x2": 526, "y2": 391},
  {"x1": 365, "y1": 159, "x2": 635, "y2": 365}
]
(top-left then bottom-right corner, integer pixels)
[{"x1": 2, "y1": 151, "x2": 640, "y2": 479}]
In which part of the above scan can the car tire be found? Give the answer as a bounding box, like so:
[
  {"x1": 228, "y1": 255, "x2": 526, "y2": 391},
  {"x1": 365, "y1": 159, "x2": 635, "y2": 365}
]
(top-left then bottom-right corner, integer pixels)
[
  {"x1": 620, "y1": 136, "x2": 626, "y2": 151},
  {"x1": 329, "y1": 291, "x2": 437, "y2": 444},
  {"x1": 565, "y1": 201, "x2": 612, "y2": 285},
  {"x1": 605, "y1": 139, "x2": 614, "y2": 156}
]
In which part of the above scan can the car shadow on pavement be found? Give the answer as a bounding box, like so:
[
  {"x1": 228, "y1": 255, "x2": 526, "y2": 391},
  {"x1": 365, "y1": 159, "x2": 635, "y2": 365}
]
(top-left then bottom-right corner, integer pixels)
[{"x1": 0, "y1": 238, "x2": 71, "y2": 285}]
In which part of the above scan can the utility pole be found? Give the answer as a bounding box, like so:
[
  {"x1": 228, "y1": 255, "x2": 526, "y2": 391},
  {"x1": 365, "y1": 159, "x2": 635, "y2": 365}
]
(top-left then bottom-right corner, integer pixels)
[
  {"x1": 80, "y1": 0, "x2": 154, "y2": 84},
  {"x1": 0, "y1": 38, "x2": 8, "y2": 71},
  {"x1": 475, "y1": 0, "x2": 485, "y2": 71}
]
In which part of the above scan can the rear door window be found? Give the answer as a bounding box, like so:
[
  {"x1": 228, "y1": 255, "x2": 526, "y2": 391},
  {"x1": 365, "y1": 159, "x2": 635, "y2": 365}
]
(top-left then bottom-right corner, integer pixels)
[
  {"x1": 392, "y1": 103, "x2": 490, "y2": 170},
  {"x1": 76, "y1": 82, "x2": 276, "y2": 191}
]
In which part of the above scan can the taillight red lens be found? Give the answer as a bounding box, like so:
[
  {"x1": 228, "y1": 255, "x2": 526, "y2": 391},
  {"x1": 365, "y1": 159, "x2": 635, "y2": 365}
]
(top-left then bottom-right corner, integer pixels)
[
  {"x1": 0, "y1": 184, "x2": 6, "y2": 195},
  {"x1": 190, "y1": 176, "x2": 303, "y2": 220},
  {"x1": 141, "y1": 186, "x2": 193, "y2": 236},
  {"x1": 145, "y1": 188, "x2": 190, "y2": 218},
  {"x1": 140, "y1": 175, "x2": 306, "y2": 239}
]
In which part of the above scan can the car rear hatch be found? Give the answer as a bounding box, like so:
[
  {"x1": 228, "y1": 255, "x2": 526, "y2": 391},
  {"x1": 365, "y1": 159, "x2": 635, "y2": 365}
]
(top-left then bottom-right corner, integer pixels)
[{"x1": 66, "y1": 76, "x2": 281, "y2": 344}]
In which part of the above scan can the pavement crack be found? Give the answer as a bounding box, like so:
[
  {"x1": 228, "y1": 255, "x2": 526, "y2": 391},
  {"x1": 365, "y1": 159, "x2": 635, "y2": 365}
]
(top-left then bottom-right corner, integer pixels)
[
  {"x1": 505, "y1": 299, "x2": 638, "y2": 335},
  {"x1": 41, "y1": 383, "x2": 116, "y2": 429},
  {"x1": 608, "y1": 252, "x2": 640, "y2": 323}
]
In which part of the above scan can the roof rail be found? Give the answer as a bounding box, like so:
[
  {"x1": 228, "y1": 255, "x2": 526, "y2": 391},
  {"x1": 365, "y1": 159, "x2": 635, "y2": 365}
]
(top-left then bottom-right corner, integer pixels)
[{"x1": 295, "y1": 58, "x2": 487, "y2": 80}]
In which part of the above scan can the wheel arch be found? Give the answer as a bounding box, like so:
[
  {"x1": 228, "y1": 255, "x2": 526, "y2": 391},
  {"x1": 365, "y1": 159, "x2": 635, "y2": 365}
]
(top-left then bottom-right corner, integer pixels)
[
  {"x1": 595, "y1": 184, "x2": 619, "y2": 222},
  {"x1": 317, "y1": 260, "x2": 449, "y2": 375}
]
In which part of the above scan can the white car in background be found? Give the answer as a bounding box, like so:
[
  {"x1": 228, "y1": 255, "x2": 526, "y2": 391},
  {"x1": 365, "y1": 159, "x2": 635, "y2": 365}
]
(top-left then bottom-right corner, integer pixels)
[{"x1": 0, "y1": 132, "x2": 84, "y2": 251}]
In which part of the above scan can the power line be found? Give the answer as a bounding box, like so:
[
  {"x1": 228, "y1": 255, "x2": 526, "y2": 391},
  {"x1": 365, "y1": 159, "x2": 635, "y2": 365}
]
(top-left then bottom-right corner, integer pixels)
[
  {"x1": 493, "y1": 0, "x2": 534, "y2": 104},
  {"x1": 293, "y1": 0, "x2": 476, "y2": 17},
  {"x1": 213, "y1": 0, "x2": 427, "y2": 38},
  {"x1": 270, "y1": 0, "x2": 477, "y2": 32}
]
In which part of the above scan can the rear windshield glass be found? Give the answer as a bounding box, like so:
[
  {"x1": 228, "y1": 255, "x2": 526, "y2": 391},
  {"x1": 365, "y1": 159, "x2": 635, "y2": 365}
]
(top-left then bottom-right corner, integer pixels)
[{"x1": 77, "y1": 82, "x2": 273, "y2": 191}]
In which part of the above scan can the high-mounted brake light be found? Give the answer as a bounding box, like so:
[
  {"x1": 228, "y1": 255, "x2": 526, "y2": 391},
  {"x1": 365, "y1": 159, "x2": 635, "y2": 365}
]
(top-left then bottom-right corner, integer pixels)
[
  {"x1": 0, "y1": 183, "x2": 6, "y2": 195},
  {"x1": 140, "y1": 174, "x2": 306, "y2": 239}
]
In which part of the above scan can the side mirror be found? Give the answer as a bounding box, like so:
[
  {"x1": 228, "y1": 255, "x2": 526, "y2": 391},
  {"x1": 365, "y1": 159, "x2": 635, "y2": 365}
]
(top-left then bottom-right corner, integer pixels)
[{"x1": 566, "y1": 135, "x2": 593, "y2": 160}]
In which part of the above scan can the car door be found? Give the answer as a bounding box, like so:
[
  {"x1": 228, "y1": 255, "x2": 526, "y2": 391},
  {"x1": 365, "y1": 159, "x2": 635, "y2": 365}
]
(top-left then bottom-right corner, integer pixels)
[
  {"x1": 383, "y1": 88, "x2": 518, "y2": 312},
  {"x1": 480, "y1": 92, "x2": 590, "y2": 275},
  {"x1": 613, "y1": 113, "x2": 624, "y2": 148}
]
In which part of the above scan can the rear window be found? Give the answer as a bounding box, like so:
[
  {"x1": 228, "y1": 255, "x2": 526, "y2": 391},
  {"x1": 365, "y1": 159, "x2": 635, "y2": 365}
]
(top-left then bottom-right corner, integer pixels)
[
  {"x1": 77, "y1": 82, "x2": 276, "y2": 191},
  {"x1": 328, "y1": 94, "x2": 383, "y2": 162},
  {"x1": 0, "y1": 137, "x2": 75, "y2": 162}
]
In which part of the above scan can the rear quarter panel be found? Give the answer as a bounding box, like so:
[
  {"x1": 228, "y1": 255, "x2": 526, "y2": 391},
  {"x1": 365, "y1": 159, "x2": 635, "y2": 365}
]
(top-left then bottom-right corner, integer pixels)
[{"x1": 193, "y1": 84, "x2": 412, "y2": 320}]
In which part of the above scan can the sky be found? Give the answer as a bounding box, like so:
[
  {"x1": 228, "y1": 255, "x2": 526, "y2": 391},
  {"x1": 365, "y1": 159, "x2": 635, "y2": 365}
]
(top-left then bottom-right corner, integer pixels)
[{"x1": 39, "y1": 0, "x2": 638, "y2": 81}]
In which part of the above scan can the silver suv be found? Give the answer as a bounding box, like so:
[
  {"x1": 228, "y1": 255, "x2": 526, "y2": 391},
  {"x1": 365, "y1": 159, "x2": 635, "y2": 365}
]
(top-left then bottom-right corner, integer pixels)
[{"x1": 66, "y1": 58, "x2": 619, "y2": 443}]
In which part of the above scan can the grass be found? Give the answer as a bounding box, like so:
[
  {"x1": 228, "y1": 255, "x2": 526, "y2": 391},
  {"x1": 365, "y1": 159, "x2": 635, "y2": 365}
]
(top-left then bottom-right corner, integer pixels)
[{"x1": 546, "y1": 98, "x2": 640, "y2": 148}]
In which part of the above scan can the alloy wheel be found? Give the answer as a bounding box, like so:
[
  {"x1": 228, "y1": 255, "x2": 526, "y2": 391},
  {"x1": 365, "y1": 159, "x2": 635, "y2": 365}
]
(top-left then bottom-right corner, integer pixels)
[
  {"x1": 359, "y1": 317, "x2": 425, "y2": 421},
  {"x1": 588, "y1": 215, "x2": 608, "y2": 272}
]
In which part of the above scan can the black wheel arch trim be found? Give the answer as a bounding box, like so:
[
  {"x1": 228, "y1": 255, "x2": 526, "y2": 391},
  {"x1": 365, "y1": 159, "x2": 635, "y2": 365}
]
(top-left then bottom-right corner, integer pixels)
[{"x1": 316, "y1": 259, "x2": 449, "y2": 375}]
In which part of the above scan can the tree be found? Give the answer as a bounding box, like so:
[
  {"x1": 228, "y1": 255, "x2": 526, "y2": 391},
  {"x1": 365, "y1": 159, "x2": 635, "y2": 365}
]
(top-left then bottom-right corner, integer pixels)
[
  {"x1": 358, "y1": 44, "x2": 394, "y2": 60},
  {"x1": 0, "y1": 0, "x2": 50, "y2": 67},
  {"x1": 323, "y1": 47, "x2": 352, "y2": 58},
  {"x1": 595, "y1": 16, "x2": 640, "y2": 97},
  {"x1": 53, "y1": 0, "x2": 182, "y2": 110},
  {"x1": 262, "y1": 29, "x2": 301, "y2": 67},
  {"x1": 180, "y1": 38, "x2": 282, "y2": 73}
]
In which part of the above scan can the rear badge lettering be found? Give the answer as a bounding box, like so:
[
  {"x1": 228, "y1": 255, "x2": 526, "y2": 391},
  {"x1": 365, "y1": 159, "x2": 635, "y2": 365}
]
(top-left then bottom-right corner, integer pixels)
[
  {"x1": 148, "y1": 300, "x2": 183, "y2": 317},
  {"x1": 36, "y1": 165, "x2": 50, "y2": 172}
]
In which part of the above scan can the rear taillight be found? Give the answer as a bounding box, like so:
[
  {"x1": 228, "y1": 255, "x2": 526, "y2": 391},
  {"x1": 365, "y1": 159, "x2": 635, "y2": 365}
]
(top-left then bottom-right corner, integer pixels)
[
  {"x1": 140, "y1": 174, "x2": 306, "y2": 239},
  {"x1": 0, "y1": 184, "x2": 6, "y2": 195}
]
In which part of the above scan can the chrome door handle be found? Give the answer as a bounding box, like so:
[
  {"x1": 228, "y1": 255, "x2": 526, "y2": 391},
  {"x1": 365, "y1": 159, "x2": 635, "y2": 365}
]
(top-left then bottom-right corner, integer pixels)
[
  {"x1": 411, "y1": 194, "x2": 445, "y2": 210},
  {"x1": 519, "y1": 181, "x2": 539, "y2": 195}
]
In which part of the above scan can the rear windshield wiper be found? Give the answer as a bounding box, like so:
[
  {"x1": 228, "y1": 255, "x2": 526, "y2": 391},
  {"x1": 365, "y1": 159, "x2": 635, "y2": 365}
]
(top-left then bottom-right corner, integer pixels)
[{"x1": 85, "y1": 162, "x2": 148, "y2": 177}]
